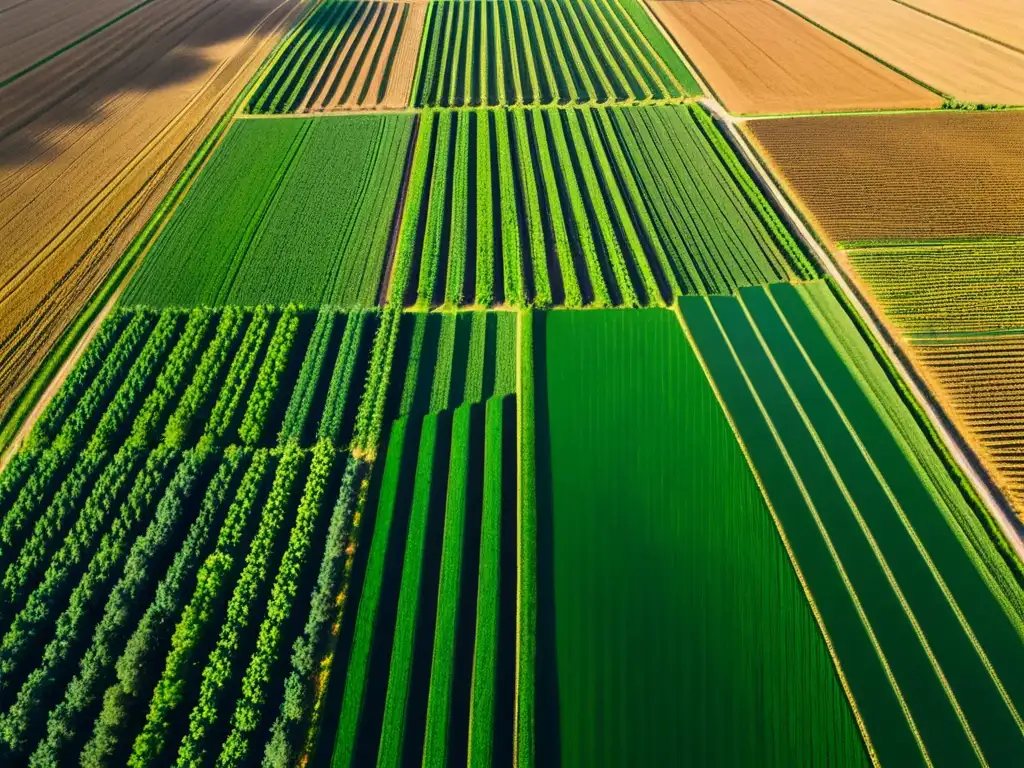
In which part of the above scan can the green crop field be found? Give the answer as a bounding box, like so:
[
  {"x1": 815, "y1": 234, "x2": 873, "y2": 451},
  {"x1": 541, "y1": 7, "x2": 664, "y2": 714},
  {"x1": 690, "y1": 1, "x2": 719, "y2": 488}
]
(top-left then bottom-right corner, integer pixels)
[
  {"x1": 123, "y1": 115, "x2": 413, "y2": 308},
  {"x1": 3, "y1": 0, "x2": 1024, "y2": 763},
  {"x1": 534, "y1": 308, "x2": 867, "y2": 766},
  {"x1": 413, "y1": 0, "x2": 699, "y2": 107},
  {"x1": 681, "y1": 280, "x2": 1024, "y2": 766},
  {"x1": 391, "y1": 103, "x2": 812, "y2": 309}
]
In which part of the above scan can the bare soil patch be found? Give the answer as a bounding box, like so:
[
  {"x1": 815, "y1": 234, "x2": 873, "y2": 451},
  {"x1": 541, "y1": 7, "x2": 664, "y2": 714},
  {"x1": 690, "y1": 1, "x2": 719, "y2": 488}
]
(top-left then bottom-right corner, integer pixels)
[
  {"x1": 651, "y1": 0, "x2": 939, "y2": 114},
  {"x1": 0, "y1": 0, "x2": 301, "y2": 423},
  {"x1": 781, "y1": 0, "x2": 1024, "y2": 103},
  {"x1": 746, "y1": 110, "x2": 1024, "y2": 244}
]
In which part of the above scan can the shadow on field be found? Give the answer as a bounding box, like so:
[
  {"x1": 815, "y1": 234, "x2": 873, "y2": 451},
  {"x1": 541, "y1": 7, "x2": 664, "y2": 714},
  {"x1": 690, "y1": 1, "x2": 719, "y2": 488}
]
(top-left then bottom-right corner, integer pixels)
[
  {"x1": 533, "y1": 312, "x2": 563, "y2": 766},
  {"x1": 0, "y1": 0, "x2": 286, "y2": 167}
]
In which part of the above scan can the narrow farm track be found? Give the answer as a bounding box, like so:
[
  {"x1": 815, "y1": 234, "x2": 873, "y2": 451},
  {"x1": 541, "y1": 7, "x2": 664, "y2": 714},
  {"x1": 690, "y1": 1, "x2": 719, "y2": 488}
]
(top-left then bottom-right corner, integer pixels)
[{"x1": 702, "y1": 96, "x2": 1024, "y2": 557}]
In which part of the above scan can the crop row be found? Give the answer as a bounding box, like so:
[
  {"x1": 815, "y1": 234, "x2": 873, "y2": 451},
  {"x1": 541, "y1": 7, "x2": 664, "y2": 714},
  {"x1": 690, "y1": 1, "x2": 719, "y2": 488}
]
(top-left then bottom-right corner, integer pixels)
[
  {"x1": 249, "y1": 0, "x2": 426, "y2": 114},
  {"x1": 680, "y1": 281, "x2": 1024, "y2": 766},
  {"x1": 413, "y1": 0, "x2": 698, "y2": 106},
  {"x1": 391, "y1": 104, "x2": 810, "y2": 308},
  {"x1": 329, "y1": 392, "x2": 517, "y2": 766},
  {"x1": 123, "y1": 115, "x2": 413, "y2": 309},
  {"x1": 0, "y1": 419, "x2": 371, "y2": 766}
]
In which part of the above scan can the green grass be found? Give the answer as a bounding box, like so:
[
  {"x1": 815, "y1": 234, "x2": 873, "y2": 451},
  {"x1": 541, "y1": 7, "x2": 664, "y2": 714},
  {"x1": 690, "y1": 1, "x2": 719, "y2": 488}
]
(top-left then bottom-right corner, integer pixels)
[
  {"x1": 413, "y1": 0, "x2": 695, "y2": 106},
  {"x1": 468, "y1": 396, "x2": 507, "y2": 766},
  {"x1": 536, "y1": 308, "x2": 867, "y2": 766},
  {"x1": 123, "y1": 115, "x2": 413, "y2": 308},
  {"x1": 376, "y1": 414, "x2": 440, "y2": 767},
  {"x1": 515, "y1": 310, "x2": 535, "y2": 768},
  {"x1": 422, "y1": 405, "x2": 472, "y2": 766}
]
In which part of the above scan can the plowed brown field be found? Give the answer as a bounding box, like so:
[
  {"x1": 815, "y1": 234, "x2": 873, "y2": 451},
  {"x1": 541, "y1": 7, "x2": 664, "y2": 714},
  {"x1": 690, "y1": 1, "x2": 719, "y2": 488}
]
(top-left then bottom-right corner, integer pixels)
[
  {"x1": 0, "y1": 0, "x2": 300, "y2": 424},
  {"x1": 0, "y1": 0, "x2": 145, "y2": 82},
  {"x1": 746, "y1": 110, "x2": 1024, "y2": 244},
  {"x1": 650, "y1": 0, "x2": 940, "y2": 114},
  {"x1": 898, "y1": 0, "x2": 1024, "y2": 53},
  {"x1": 300, "y1": 1, "x2": 427, "y2": 112},
  {"x1": 913, "y1": 336, "x2": 1024, "y2": 514},
  {"x1": 780, "y1": 0, "x2": 1024, "y2": 103}
]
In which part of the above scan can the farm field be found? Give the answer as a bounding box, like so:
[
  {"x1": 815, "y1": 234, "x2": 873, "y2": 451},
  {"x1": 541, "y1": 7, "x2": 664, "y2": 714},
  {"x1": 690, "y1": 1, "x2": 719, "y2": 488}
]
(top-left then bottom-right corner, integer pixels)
[
  {"x1": 0, "y1": 0, "x2": 300, "y2": 433},
  {"x1": 681, "y1": 280, "x2": 1024, "y2": 766},
  {"x1": 123, "y1": 114, "x2": 414, "y2": 308},
  {"x1": 534, "y1": 308, "x2": 868, "y2": 766},
  {"x1": 840, "y1": 238, "x2": 1024, "y2": 516},
  {"x1": 777, "y1": 0, "x2": 1024, "y2": 104},
  {"x1": 392, "y1": 103, "x2": 812, "y2": 309},
  {"x1": 897, "y1": 0, "x2": 1024, "y2": 52},
  {"x1": 746, "y1": 110, "x2": 1024, "y2": 245},
  {"x1": 413, "y1": 0, "x2": 700, "y2": 106},
  {"x1": 4, "y1": 0, "x2": 1024, "y2": 763},
  {"x1": 649, "y1": 0, "x2": 941, "y2": 115},
  {"x1": 915, "y1": 336, "x2": 1024, "y2": 514},
  {"x1": 0, "y1": 0, "x2": 144, "y2": 82},
  {"x1": 248, "y1": 0, "x2": 428, "y2": 114}
]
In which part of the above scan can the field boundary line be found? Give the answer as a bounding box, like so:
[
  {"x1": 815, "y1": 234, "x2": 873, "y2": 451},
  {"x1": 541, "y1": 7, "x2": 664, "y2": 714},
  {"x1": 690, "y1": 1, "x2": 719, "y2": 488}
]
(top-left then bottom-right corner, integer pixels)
[
  {"x1": 0, "y1": 0, "x2": 302, "y2": 465},
  {"x1": 768, "y1": 0, "x2": 949, "y2": 99},
  {"x1": 764, "y1": 286, "x2": 1024, "y2": 739},
  {"x1": 702, "y1": 95, "x2": 1024, "y2": 562},
  {"x1": 889, "y1": 0, "x2": 1024, "y2": 58},
  {"x1": 672, "y1": 301, "x2": 881, "y2": 768},
  {"x1": 702, "y1": 296, "x2": 930, "y2": 766},
  {"x1": 737, "y1": 295, "x2": 985, "y2": 765},
  {"x1": 0, "y1": 0, "x2": 160, "y2": 91}
]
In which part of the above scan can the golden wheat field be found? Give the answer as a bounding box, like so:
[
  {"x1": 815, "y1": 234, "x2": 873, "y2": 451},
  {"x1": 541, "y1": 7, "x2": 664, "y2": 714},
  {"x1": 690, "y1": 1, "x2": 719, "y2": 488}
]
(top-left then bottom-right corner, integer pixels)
[{"x1": 650, "y1": 0, "x2": 940, "y2": 114}]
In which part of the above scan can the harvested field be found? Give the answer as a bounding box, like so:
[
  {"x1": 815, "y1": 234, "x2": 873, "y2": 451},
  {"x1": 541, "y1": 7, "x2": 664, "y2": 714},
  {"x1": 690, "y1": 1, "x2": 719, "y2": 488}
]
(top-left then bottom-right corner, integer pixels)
[
  {"x1": 248, "y1": 0, "x2": 428, "y2": 114},
  {"x1": 124, "y1": 114, "x2": 414, "y2": 307},
  {"x1": 746, "y1": 110, "x2": 1024, "y2": 244},
  {"x1": 649, "y1": 0, "x2": 940, "y2": 114},
  {"x1": 0, "y1": 0, "x2": 301, "y2": 428},
  {"x1": 0, "y1": 0, "x2": 145, "y2": 82},
  {"x1": 897, "y1": 0, "x2": 1024, "y2": 53},
  {"x1": 915, "y1": 336, "x2": 1024, "y2": 514},
  {"x1": 779, "y1": 0, "x2": 1024, "y2": 103},
  {"x1": 846, "y1": 240, "x2": 1024, "y2": 337}
]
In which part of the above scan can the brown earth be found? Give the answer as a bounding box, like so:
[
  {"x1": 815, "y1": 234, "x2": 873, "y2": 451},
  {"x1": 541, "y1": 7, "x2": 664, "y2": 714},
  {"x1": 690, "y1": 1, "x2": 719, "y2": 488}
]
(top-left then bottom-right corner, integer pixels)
[
  {"x1": 0, "y1": 0, "x2": 301, "y2": 424},
  {"x1": 745, "y1": 110, "x2": 1024, "y2": 244},
  {"x1": 779, "y1": 0, "x2": 1024, "y2": 103},
  {"x1": 911, "y1": 336, "x2": 1024, "y2": 515},
  {"x1": 650, "y1": 0, "x2": 940, "y2": 114},
  {"x1": 0, "y1": 0, "x2": 145, "y2": 82},
  {"x1": 898, "y1": 0, "x2": 1024, "y2": 53},
  {"x1": 303, "y1": 1, "x2": 427, "y2": 112}
]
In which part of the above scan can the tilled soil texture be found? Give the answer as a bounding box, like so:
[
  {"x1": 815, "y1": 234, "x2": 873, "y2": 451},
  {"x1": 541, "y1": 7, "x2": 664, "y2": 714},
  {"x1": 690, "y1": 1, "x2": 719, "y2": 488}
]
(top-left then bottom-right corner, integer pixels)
[
  {"x1": 650, "y1": 0, "x2": 940, "y2": 114},
  {"x1": 746, "y1": 110, "x2": 1024, "y2": 245},
  {"x1": 779, "y1": 0, "x2": 1024, "y2": 104},
  {"x1": 249, "y1": 0, "x2": 429, "y2": 114},
  {"x1": 913, "y1": 335, "x2": 1024, "y2": 516},
  {"x1": 897, "y1": 0, "x2": 1024, "y2": 54},
  {"x1": 0, "y1": 0, "x2": 301, "y2": 425},
  {"x1": 301, "y1": 1, "x2": 427, "y2": 112},
  {"x1": 0, "y1": 0, "x2": 145, "y2": 82}
]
